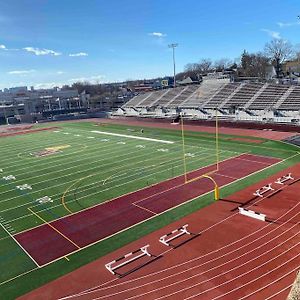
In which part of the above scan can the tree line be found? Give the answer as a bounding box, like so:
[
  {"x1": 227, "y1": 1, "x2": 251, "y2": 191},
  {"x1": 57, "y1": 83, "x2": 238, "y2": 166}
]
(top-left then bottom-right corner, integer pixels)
[{"x1": 183, "y1": 38, "x2": 299, "y2": 80}]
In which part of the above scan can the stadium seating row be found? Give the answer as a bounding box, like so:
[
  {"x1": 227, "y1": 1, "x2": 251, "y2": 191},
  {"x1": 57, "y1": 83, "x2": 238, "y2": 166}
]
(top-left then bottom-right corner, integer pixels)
[{"x1": 123, "y1": 82, "x2": 300, "y2": 111}]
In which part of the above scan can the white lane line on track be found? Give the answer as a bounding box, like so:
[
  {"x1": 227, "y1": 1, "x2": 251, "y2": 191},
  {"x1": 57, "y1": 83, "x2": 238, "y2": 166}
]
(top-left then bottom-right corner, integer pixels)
[
  {"x1": 263, "y1": 283, "x2": 294, "y2": 300},
  {"x1": 82, "y1": 218, "x2": 300, "y2": 300},
  {"x1": 209, "y1": 249, "x2": 300, "y2": 300}
]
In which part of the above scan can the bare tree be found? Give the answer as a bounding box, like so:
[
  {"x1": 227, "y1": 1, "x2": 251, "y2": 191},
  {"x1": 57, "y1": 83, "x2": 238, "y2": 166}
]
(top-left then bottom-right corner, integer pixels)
[
  {"x1": 198, "y1": 59, "x2": 213, "y2": 74},
  {"x1": 214, "y1": 58, "x2": 232, "y2": 71},
  {"x1": 264, "y1": 39, "x2": 293, "y2": 77},
  {"x1": 184, "y1": 63, "x2": 200, "y2": 72},
  {"x1": 240, "y1": 51, "x2": 270, "y2": 79}
]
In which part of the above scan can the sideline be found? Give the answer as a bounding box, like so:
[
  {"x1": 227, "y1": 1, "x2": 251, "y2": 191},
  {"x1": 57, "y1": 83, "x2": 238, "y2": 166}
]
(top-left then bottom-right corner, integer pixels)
[{"x1": 91, "y1": 130, "x2": 174, "y2": 144}]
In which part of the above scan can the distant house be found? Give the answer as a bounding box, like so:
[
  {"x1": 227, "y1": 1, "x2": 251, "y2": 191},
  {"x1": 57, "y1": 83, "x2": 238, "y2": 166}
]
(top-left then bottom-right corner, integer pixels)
[{"x1": 283, "y1": 60, "x2": 300, "y2": 74}]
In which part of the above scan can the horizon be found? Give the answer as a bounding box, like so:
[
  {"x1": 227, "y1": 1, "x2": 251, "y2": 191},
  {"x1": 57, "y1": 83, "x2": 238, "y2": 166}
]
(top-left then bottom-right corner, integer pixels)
[{"x1": 0, "y1": 0, "x2": 299, "y2": 89}]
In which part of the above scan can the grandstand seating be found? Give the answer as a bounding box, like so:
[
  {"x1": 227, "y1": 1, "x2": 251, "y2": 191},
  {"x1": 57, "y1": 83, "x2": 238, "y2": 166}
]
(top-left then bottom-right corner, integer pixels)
[
  {"x1": 222, "y1": 83, "x2": 264, "y2": 109},
  {"x1": 123, "y1": 92, "x2": 154, "y2": 108},
  {"x1": 182, "y1": 80, "x2": 226, "y2": 108},
  {"x1": 157, "y1": 87, "x2": 188, "y2": 107},
  {"x1": 278, "y1": 86, "x2": 300, "y2": 110},
  {"x1": 248, "y1": 84, "x2": 290, "y2": 110},
  {"x1": 119, "y1": 81, "x2": 300, "y2": 123},
  {"x1": 167, "y1": 85, "x2": 200, "y2": 108},
  {"x1": 203, "y1": 83, "x2": 241, "y2": 108}
]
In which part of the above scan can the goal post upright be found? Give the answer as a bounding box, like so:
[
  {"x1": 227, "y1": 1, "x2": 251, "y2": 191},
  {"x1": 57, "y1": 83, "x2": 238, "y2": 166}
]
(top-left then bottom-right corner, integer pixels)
[
  {"x1": 215, "y1": 108, "x2": 220, "y2": 172},
  {"x1": 180, "y1": 112, "x2": 188, "y2": 183}
]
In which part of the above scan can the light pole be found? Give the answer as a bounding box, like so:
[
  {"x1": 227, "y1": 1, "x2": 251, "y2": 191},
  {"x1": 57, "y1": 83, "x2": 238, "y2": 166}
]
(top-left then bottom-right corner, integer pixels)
[{"x1": 168, "y1": 43, "x2": 178, "y2": 88}]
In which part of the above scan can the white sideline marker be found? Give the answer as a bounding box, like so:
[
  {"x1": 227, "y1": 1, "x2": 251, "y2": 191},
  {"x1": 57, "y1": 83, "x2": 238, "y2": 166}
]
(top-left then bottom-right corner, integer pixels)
[
  {"x1": 16, "y1": 184, "x2": 32, "y2": 191},
  {"x1": 238, "y1": 207, "x2": 266, "y2": 221},
  {"x1": 3, "y1": 175, "x2": 16, "y2": 181},
  {"x1": 91, "y1": 130, "x2": 174, "y2": 144},
  {"x1": 185, "y1": 153, "x2": 195, "y2": 158},
  {"x1": 157, "y1": 148, "x2": 169, "y2": 152},
  {"x1": 105, "y1": 245, "x2": 151, "y2": 275},
  {"x1": 275, "y1": 173, "x2": 294, "y2": 185},
  {"x1": 159, "y1": 224, "x2": 190, "y2": 246},
  {"x1": 36, "y1": 196, "x2": 53, "y2": 204}
]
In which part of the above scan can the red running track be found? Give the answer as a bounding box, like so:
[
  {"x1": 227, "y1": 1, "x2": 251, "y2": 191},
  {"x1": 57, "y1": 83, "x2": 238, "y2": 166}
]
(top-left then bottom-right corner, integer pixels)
[{"x1": 15, "y1": 154, "x2": 279, "y2": 266}]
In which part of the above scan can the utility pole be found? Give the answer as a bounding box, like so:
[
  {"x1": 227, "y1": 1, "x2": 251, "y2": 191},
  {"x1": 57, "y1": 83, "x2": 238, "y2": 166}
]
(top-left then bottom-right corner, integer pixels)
[{"x1": 168, "y1": 43, "x2": 178, "y2": 88}]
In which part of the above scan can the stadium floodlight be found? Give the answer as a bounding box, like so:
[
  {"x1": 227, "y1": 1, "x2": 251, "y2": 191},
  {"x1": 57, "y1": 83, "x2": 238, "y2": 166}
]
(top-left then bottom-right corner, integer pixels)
[{"x1": 168, "y1": 43, "x2": 178, "y2": 88}]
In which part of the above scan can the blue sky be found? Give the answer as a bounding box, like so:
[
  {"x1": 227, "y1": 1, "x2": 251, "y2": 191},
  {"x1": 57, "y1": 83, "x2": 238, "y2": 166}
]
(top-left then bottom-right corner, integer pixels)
[{"x1": 0, "y1": 0, "x2": 299, "y2": 89}]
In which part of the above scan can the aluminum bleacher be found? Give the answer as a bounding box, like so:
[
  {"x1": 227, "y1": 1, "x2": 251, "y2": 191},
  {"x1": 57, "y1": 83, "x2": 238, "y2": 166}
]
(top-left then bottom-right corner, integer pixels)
[
  {"x1": 222, "y1": 83, "x2": 264, "y2": 109},
  {"x1": 123, "y1": 92, "x2": 154, "y2": 108},
  {"x1": 182, "y1": 80, "x2": 226, "y2": 108},
  {"x1": 167, "y1": 85, "x2": 201, "y2": 108},
  {"x1": 277, "y1": 86, "x2": 300, "y2": 110},
  {"x1": 248, "y1": 84, "x2": 290, "y2": 110},
  {"x1": 203, "y1": 83, "x2": 241, "y2": 109},
  {"x1": 119, "y1": 81, "x2": 300, "y2": 123}
]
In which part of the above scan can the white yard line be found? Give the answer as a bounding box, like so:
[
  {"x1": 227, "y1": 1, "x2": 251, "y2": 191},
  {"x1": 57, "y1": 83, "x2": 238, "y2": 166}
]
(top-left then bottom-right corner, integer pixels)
[
  {"x1": 0, "y1": 139, "x2": 155, "y2": 192},
  {"x1": 0, "y1": 143, "x2": 211, "y2": 209},
  {"x1": 91, "y1": 130, "x2": 174, "y2": 144},
  {"x1": 5, "y1": 148, "x2": 220, "y2": 220},
  {"x1": 0, "y1": 140, "x2": 183, "y2": 200},
  {"x1": 0, "y1": 134, "x2": 143, "y2": 176},
  {"x1": 0, "y1": 143, "x2": 235, "y2": 199}
]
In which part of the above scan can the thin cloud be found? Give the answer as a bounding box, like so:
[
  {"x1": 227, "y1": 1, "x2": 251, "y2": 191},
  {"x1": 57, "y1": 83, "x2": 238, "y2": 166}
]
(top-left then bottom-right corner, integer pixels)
[
  {"x1": 34, "y1": 82, "x2": 63, "y2": 89},
  {"x1": 277, "y1": 21, "x2": 300, "y2": 28},
  {"x1": 8, "y1": 69, "x2": 36, "y2": 75},
  {"x1": 23, "y1": 47, "x2": 62, "y2": 56},
  {"x1": 261, "y1": 29, "x2": 281, "y2": 39},
  {"x1": 68, "y1": 75, "x2": 106, "y2": 83},
  {"x1": 149, "y1": 32, "x2": 167, "y2": 38},
  {"x1": 69, "y1": 52, "x2": 88, "y2": 57},
  {"x1": 0, "y1": 45, "x2": 19, "y2": 51},
  {"x1": 56, "y1": 71, "x2": 65, "y2": 75}
]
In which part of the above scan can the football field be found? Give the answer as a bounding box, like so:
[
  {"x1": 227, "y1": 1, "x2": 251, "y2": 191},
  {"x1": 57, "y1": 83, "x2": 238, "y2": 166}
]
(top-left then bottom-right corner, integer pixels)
[{"x1": 0, "y1": 121, "x2": 299, "y2": 299}]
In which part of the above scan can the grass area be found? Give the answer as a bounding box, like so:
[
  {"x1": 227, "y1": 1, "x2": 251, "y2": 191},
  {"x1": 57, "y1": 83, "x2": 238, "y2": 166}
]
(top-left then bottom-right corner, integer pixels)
[{"x1": 0, "y1": 120, "x2": 299, "y2": 299}]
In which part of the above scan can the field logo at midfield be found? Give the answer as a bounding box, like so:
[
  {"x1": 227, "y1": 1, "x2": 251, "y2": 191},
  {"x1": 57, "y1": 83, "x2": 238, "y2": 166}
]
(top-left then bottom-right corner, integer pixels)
[{"x1": 31, "y1": 145, "x2": 70, "y2": 157}]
